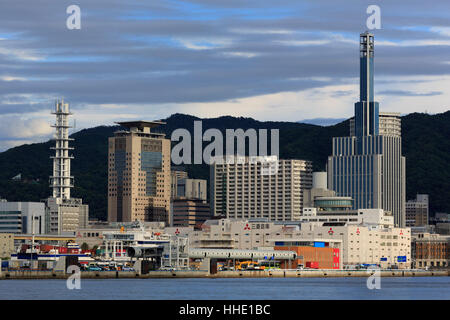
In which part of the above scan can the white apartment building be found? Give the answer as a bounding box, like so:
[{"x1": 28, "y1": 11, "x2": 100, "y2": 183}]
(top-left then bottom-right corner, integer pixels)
[{"x1": 210, "y1": 156, "x2": 313, "y2": 221}]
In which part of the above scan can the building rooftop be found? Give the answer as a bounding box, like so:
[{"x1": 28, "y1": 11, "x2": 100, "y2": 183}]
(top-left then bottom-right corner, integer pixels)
[{"x1": 116, "y1": 120, "x2": 166, "y2": 130}]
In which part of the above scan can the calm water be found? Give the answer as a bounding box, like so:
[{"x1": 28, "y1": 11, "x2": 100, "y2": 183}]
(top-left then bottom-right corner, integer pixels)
[{"x1": 0, "y1": 277, "x2": 449, "y2": 300}]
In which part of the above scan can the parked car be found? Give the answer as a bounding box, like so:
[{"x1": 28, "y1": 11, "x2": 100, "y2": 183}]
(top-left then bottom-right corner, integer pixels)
[
  {"x1": 88, "y1": 266, "x2": 102, "y2": 271},
  {"x1": 159, "y1": 266, "x2": 174, "y2": 271},
  {"x1": 122, "y1": 267, "x2": 134, "y2": 271}
]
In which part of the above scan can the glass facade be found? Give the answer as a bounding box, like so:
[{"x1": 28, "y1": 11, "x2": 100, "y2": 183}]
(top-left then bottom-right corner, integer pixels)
[{"x1": 141, "y1": 151, "x2": 162, "y2": 196}]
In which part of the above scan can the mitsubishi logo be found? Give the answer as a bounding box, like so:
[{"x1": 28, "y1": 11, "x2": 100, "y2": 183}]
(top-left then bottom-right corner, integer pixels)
[
  {"x1": 244, "y1": 223, "x2": 251, "y2": 230},
  {"x1": 328, "y1": 228, "x2": 334, "y2": 235}
]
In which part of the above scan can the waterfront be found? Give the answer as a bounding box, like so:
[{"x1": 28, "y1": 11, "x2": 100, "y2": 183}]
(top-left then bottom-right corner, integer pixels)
[{"x1": 0, "y1": 277, "x2": 449, "y2": 300}]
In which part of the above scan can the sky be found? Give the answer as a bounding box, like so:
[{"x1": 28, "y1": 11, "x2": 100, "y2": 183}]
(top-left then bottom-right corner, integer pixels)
[{"x1": 0, "y1": 0, "x2": 449, "y2": 151}]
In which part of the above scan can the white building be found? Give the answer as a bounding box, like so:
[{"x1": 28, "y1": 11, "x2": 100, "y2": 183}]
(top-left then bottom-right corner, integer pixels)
[
  {"x1": 274, "y1": 223, "x2": 411, "y2": 269},
  {"x1": 188, "y1": 217, "x2": 410, "y2": 268},
  {"x1": 0, "y1": 201, "x2": 45, "y2": 234},
  {"x1": 45, "y1": 100, "x2": 89, "y2": 234},
  {"x1": 210, "y1": 156, "x2": 313, "y2": 221}
]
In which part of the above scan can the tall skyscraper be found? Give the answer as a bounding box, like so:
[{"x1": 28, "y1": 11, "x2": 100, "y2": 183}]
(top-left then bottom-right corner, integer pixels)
[
  {"x1": 210, "y1": 156, "x2": 312, "y2": 221},
  {"x1": 45, "y1": 100, "x2": 89, "y2": 234},
  {"x1": 107, "y1": 121, "x2": 171, "y2": 224},
  {"x1": 327, "y1": 32, "x2": 406, "y2": 227}
]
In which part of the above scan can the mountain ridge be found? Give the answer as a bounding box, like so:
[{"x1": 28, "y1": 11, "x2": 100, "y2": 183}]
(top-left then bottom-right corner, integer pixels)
[{"x1": 0, "y1": 111, "x2": 449, "y2": 220}]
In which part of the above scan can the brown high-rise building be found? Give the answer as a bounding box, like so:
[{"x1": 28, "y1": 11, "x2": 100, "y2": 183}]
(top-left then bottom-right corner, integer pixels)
[{"x1": 108, "y1": 121, "x2": 171, "y2": 224}]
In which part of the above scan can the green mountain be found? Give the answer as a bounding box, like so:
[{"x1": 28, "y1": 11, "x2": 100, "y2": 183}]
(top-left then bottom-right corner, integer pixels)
[{"x1": 0, "y1": 111, "x2": 448, "y2": 220}]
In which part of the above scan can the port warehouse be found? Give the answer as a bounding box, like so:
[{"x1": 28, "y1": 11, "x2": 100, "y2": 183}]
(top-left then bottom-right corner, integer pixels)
[
  {"x1": 1, "y1": 229, "x2": 343, "y2": 272},
  {"x1": 0, "y1": 216, "x2": 416, "y2": 272}
]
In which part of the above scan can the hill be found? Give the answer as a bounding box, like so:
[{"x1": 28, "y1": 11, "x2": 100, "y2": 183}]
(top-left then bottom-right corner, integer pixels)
[{"x1": 0, "y1": 111, "x2": 449, "y2": 220}]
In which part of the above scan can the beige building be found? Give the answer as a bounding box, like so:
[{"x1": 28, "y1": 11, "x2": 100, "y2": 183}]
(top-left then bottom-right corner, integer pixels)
[
  {"x1": 350, "y1": 112, "x2": 401, "y2": 137},
  {"x1": 189, "y1": 219, "x2": 286, "y2": 250},
  {"x1": 176, "y1": 178, "x2": 207, "y2": 200},
  {"x1": 0, "y1": 233, "x2": 14, "y2": 258},
  {"x1": 108, "y1": 121, "x2": 171, "y2": 224},
  {"x1": 406, "y1": 194, "x2": 429, "y2": 227},
  {"x1": 189, "y1": 218, "x2": 411, "y2": 268},
  {"x1": 171, "y1": 170, "x2": 188, "y2": 199},
  {"x1": 45, "y1": 197, "x2": 89, "y2": 234},
  {"x1": 210, "y1": 156, "x2": 313, "y2": 221}
]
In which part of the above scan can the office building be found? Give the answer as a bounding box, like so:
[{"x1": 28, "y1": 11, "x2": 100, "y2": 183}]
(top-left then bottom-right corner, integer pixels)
[
  {"x1": 108, "y1": 121, "x2": 171, "y2": 224},
  {"x1": 406, "y1": 194, "x2": 429, "y2": 227},
  {"x1": 0, "y1": 201, "x2": 45, "y2": 234},
  {"x1": 176, "y1": 178, "x2": 207, "y2": 200},
  {"x1": 171, "y1": 170, "x2": 188, "y2": 199},
  {"x1": 210, "y1": 156, "x2": 313, "y2": 221},
  {"x1": 327, "y1": 32, "x2": 406, "y2": 227},
  {"x1": 172, "y1": 198, "x2": 211, "y2": 228},
  {"x1": 45, "y1": 100, "x2": 89, "y2": 234},
  {"x1": 45, "y1": 197, "x2": 88, "y2": 234},
  {"x1": 412, "y1": 233, "x2": 450, "y2": 269}
]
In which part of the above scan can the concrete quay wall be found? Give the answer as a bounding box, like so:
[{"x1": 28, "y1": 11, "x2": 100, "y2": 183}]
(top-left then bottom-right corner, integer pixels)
[
  {"x1": 210, "y1": 269, "x2": 449, "y2": 278},
  {"x1": 0, "y1": 269, "x2": 448, "y2": 280}
]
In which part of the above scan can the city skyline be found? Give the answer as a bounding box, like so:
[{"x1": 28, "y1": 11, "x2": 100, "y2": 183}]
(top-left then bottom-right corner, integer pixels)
[{"x1": 0, "y1": 1, "x2": 450, "y2": 150}]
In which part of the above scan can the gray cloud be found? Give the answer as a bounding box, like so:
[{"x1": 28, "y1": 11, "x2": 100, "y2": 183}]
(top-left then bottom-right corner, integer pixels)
[
  {"x1": 377, "y1": 90, "x2": 443, "y2": 96},
  {"x1": 0, "y1": 0, "x2": 449, "y2": 120}
]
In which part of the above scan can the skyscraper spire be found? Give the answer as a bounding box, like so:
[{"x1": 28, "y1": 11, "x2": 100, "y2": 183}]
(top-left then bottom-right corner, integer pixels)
[{"x1": 354, "y1": 32, "x2": 379, "y2": 136}]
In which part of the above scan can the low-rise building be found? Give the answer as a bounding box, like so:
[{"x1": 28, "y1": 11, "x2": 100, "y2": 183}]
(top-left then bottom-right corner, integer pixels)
[
  {"x1": 189, "y1": 217, "x2": 411, "y2": 268},
  {"x1": 289, "y1": 223, "x2": 411, "y2": 269},
  {"x1": 411, "y1": 233, "x2": 450, "y2": 269},
  {"x1": 189, "y1": 218, "x2": 287, "y2": 250},
  {"x1": 0, "y1": 233, "x2": 14, "y2": 258}
]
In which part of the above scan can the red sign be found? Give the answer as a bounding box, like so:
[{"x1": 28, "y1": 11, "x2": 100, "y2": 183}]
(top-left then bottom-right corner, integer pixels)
[
  {"x1": 175, "y1": 228, "x2": 180, "y2": 235},
  {"x1": 356, "y1": 228, "x2": 360, "y2": 235},
  {"x1": 328, "y1": 228, "x2": 334, "y2": 235},
  {"x1": 244, "y1": 223, "x2": 251, "y2": 230},
  {"x1": 400, "y1": 230, "x2": 403, "y2": 235}
]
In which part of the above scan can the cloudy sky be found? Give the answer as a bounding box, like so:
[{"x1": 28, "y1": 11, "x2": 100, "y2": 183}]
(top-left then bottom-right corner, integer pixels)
[{"x1": 0, "y1": 0, "x2": 449, "y2": 150}]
